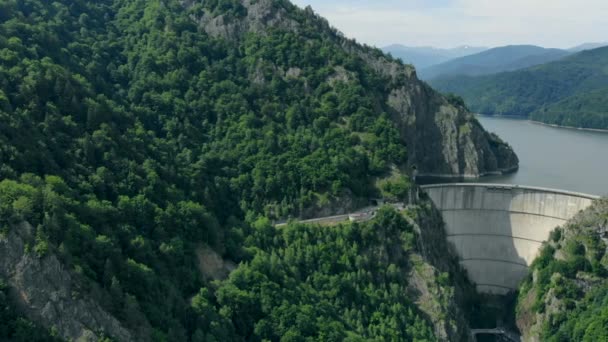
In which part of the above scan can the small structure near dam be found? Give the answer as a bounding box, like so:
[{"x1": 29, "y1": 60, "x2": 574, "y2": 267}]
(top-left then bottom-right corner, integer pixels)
[{"x1": 421, "y1": 183, "x2": 599, "y2": 295}]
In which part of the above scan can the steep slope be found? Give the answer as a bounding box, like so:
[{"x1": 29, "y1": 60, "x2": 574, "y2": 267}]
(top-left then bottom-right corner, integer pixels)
[
  {"x1": 516, "y1": 199, "x2": 608, "y2": 341},
  {"x1": 1, "y1": 276, "x2": 62, "y2": 342},
  {"x1": 530, "y1": 87, "x2": 608, "y2": 129},
  {"x1": 0, "y1": 0, "x2": 515, "y2": 340},
  {"x1": 1, "y1": 223, "x2": 135, "y2": 341},
  {"x1": 213, "y1": 205, "x2": 477, "y2": 341},
  {"x1": 382, "y1": 44, "x2": 487, "y2": 69},
  {"x1": 430, "y1": 46, "x2": 608, "y2": 129},
  {"x1": 420, "y1": 45, "x2": 571, "y2": 80},
  {"x1": 188, "y1": 0, "x2": 518, "y2": 178}
]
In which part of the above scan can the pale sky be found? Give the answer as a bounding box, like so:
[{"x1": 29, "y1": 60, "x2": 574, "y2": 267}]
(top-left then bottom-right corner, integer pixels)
[{"x1": 291, "y1": 0, "x2": 608, "y2": 49}]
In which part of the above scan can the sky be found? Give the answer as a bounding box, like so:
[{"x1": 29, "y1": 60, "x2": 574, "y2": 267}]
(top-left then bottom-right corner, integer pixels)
[{"x1": 290, "y1": 0, "x2": 608, "y2": 49}]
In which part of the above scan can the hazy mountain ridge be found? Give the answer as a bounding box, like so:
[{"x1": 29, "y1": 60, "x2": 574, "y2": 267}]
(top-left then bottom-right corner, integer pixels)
[
  {"x1": 420, "y1": 45, "x2": 572, "y2": 80},
  {"x1": 429, "y1": 46, "x2": 608, "y2": 129},
  {"x1": 568, "y1": 42, "x2": 608, "y2": 52}
]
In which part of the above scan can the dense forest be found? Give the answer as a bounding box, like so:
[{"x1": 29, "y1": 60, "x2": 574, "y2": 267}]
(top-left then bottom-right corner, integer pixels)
[
  {"x1": 0, "y1": 0, "x2": 485, "y2": 340},
  {"x1": 530, "y1": 86, "x2": 608, "y2": 129},
  {"x1": 210, "y1": 207, "x2": 447, "y2": 341},
  {"x1": 429, "y1": 46, "x2": 608, "y2": 129},
  {"x1": 516, "y1": 199, "x2": 608, "y2": 341},
  {"x1": 2, "y1": 0, "x2": 606, "y2": 340}
]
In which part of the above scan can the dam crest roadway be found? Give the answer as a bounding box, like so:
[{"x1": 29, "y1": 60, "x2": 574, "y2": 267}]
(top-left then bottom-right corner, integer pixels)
[{"x1": 421, "y1": 183, "x2": 599, "y2": 295}]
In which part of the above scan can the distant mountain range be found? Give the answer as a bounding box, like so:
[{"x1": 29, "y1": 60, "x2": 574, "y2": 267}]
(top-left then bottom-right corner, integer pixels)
[
  {"x1": 429, "y1": 46, "x2": 608, "y2": 129},
  {"x1": 382, "y1": 45, "x2": 487, "y2": 69},
  {"x1": 568, "y1": 42, "x2": 607, "y2": 52},
  {"x1": 418, "y1": 45, "x2": 573, "y2": 80},
  {"x1": 383, "y1": 42, "x2": 607, "y2": 81}
]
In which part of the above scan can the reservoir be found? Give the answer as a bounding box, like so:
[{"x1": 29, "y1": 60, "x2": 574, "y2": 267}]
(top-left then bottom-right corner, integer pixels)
[{"x1": 473, "y1": 116, "x2": 608, "y2": 196}]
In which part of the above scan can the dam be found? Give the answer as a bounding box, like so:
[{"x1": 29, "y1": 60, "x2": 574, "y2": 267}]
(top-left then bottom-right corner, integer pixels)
[{"x1": 421, "y1": 183, "x2": 599, "y2": 295}]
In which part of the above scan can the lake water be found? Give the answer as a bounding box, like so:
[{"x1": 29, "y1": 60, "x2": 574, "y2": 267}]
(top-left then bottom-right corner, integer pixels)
[{"x1": 470, "y1": 116, "x2": 608, "y2": 196}]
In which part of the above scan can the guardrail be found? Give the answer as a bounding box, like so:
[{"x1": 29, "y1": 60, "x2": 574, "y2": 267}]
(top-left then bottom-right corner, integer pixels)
[{"x1": 421, "y1": 183, "x2": 600, "y2": 200}]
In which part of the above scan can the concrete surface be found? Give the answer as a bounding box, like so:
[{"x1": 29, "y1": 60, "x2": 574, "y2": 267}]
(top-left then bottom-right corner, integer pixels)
[
  {"x1": 471, "y1": 328, "x2": 520, "y2": 342},
  {"x1": 422, "y1": 184, "x2": 598, "y2": 294},
  {"x1": 274, "y1": 203, "x2": 404, "y2": 227}
]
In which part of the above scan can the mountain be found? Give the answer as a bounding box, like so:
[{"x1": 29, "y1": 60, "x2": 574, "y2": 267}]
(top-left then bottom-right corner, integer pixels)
[
  {"x1": 429, "y1": 46, "x2": 608, "y2": 129},
  {"x1": 419, "y1": 45, "x2": 572, "y2": 80},
  {"x1": 516, "y1": 198, "x2": 608, "y2": 341},
  {"x1": 382, "y1": 44, "x2": 488, "y2": 69},
  {"x1": 532, "y1": 86, "x2": 608, "y2": 129},
  {"x1": 568, "y1": 42, "x2": 608, "y2": 52},
  {"x1": 0, "y1": 0, "x2": 516, "y2": 341}
]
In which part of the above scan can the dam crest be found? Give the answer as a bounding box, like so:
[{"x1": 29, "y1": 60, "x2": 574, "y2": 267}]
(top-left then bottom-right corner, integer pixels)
[{"x1": 421, "y1": 183, "x2": 599, "y2": 295}]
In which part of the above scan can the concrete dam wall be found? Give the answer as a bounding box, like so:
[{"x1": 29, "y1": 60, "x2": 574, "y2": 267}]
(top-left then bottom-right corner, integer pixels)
[{"x1": 421, "y1": 184, "x2": 599, "y2": 295}]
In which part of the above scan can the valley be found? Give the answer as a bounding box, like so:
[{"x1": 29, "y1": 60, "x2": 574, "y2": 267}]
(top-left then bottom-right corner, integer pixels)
[
  {"x1": 429, "y1": 47, "x2": 608, "y2": 130},
  {"x1": 0, "y1": 0, "x2": 606, "y2": 341}
]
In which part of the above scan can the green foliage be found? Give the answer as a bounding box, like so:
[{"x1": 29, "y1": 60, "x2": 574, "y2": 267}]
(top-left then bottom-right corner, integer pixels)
[
  {"x1": 202, "y1": 0, "x2": 246, "y2": 18},
  {"x1": 444, "y1": 93, "x2": 467, "y2": 109},
  {"x1": 0, "y1": 0, "x2": 414, "y2": 339},
  {"x1": 214, "y1": 208, "x2": 438, "y2": 341},
  {"x1": 517, "y1": 200, "x2": 608, "y2": 340},
  {"x1": 549, "y1": 228, "x2": 562, "y2": 243},
  {"x1": 378, "y1": 175, "x2": 411, "y2": 202},
  {"x1": 530, "y1": 87, "x2": 608, "y2": 129},
  {"x1": 539, "y1": 286, "x2": 608, "y2": 341},
  {"x1": 430, "y1": 47, "x2": 608, "y2": 129}
]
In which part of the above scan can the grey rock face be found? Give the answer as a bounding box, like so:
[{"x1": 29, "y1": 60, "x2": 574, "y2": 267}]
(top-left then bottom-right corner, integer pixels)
[
  {"x1": 383, "y1": 72, "x2": 518, "y2": 178},
  {"x1": 516, "y1": 199, "x2": 608, "y2": 341},
  {"x1": 183, "y1": 0, "x2": 518, "y2": 178},
  {"x1": 183, "y1": 0, "x2": 300, "y2": 40},
  {"x1": 0, "y1": 223, "x2": 135, "y2": 342},
  {"x1": 409, "y1": 204, "x2": 476, "y2": 341}
]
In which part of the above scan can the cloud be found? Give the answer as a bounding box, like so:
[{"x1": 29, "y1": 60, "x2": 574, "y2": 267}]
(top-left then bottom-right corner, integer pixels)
[{"x1": 290, "y1": 0, "x2": 608, "y2": 48}]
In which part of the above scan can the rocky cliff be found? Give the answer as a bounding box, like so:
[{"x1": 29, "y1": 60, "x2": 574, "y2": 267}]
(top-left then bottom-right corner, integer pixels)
[
  {"x1": 184, "y1": 0, "x2": 519, "y2": 178},
  {"x1": 406, "y1": 201, "x2": 478, "y2": 341},
  {"x1": 0, "y1": 0, "x2": 520, "y2": 340},
  {"x1": 0, "y1": 223, "x2": 138, "y2": 342},
  {"x1": 516, "y1": 199, "x2": 608, "y2": 341}
]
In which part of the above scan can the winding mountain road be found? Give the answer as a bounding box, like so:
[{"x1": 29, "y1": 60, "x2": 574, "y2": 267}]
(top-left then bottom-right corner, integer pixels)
[{"x1": 274, "y1": 203, "x2": 405, "y2": 227}]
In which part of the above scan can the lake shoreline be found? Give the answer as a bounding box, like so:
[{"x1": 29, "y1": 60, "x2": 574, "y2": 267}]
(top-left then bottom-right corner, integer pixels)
[
  {"x1": 473, "y1": 116, "x2": 608, "y2": 196},
  {"x1": 529, "y1": 120, "x2": 608, "y2": 134},
  {"x1": 475, "y1": 114, "x2": 608, "y2": 133}
]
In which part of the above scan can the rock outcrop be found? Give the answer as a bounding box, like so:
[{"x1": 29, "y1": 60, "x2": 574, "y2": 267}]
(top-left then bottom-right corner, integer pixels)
[
  {"x1": 407, "y1": 202, "x2": 477, "y2": 341},
  {"x1": 0, "y1": 223, "x2": 136, "y2": 342},
  {"x1": 516, "y1": 199, "x2": 608, "y2": 341},
  {"x1": 183, "y1": 0, "x2": 519, "y2": 178}
]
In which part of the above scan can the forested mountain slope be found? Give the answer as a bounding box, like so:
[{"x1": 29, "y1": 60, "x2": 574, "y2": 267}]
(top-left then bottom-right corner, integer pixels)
[
  {"x1": 211, "y1": 206, "x2": 478, "y2": 341},
  {"x1": 516, "y1": 199, "x2": 608, "y2": 341},
  {"x1": 430, "y1": 46, "x2": 608, "y2": 129},
  {"x1": 0, "y1": 0, "x2": 515, "y2": 340},
  {"x1": 188, "y1": 0, "x2": 518, "y2": 178},
  {"x1": 419, "y1": 45, "x2": 571, "y2": 80}
]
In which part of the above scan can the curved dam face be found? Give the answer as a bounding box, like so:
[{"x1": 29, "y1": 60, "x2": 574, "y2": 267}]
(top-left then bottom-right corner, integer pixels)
[{"x1": 421, "y1": 184, "x2": 598, "y2": 295}]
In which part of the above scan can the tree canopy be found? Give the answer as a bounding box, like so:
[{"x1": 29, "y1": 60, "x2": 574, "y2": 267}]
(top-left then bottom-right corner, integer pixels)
[
  {"x1": 430, "y1": 46, "x2": 608, "y2": 129},
  {"x1": 0, "y1": 0, "x2": 432, "y2": 340}
]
